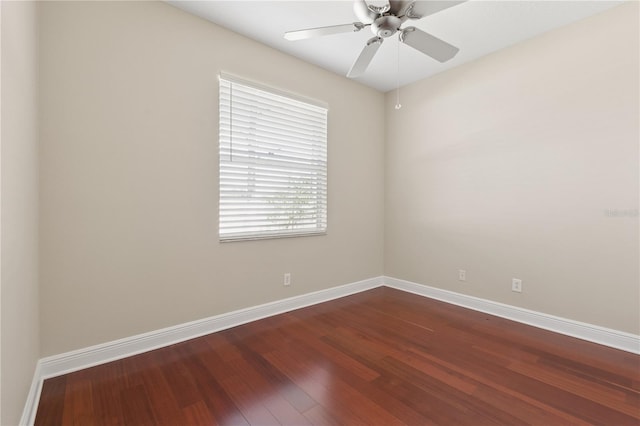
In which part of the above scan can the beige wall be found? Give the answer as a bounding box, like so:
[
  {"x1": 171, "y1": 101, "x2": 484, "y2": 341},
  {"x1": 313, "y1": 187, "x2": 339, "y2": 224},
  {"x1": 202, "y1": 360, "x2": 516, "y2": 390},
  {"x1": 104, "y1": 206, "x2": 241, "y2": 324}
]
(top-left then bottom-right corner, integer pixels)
[
  {"x1": 34, "y1": 0, "x2": 640, "y2": 359},
  {"x1": 1, "y1": 1, "x2": 40, "y2": 424},
  {"x1": 39, "y1": 1, "x2": 385, "y2": 356},
  {"x1": 385, "y1": 3, "x2": 639, "y2": 334}
]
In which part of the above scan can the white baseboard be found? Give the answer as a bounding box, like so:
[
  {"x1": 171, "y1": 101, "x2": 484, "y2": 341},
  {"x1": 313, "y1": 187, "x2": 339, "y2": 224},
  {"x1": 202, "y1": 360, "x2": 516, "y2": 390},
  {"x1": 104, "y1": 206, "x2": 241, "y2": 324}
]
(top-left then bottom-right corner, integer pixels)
[
  {"x1": 22, "y1": 274, "x2": 640, "y2": 425},
  {"x1": 39, "y1": 276, "x2": 383, "y2": 380},
  {"x1": 20, "y1": 276, "x2": 382, "y2": 425},
  {"x1": 19, "y1": 363, "x2": 43, "y2": 426},
  {"x1": 383, "y1": 276, "x2": 640, "y2": 355}
]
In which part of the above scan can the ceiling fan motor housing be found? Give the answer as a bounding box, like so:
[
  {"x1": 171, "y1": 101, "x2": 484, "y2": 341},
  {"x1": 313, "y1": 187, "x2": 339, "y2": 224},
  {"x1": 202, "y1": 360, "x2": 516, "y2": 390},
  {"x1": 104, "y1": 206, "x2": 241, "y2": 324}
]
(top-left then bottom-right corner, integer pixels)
[{"x1": 372, "y1": 15, "x2": 402, "y2": 38}]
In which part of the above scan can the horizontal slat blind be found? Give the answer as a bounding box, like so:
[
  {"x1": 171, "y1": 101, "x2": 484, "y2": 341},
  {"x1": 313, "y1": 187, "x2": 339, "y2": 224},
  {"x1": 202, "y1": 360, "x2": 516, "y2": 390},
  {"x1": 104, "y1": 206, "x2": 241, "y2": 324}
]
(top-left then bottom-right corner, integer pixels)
[{"x1": 219, "y1": 75, "x2": 328, "y2": 241}]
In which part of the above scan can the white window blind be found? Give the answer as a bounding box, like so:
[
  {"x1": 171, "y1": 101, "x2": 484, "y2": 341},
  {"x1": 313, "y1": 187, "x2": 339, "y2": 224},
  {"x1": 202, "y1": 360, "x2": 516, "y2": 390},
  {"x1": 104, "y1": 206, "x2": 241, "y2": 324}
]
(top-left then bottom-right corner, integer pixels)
[{"x1": 219, "y1": 74, "x2": 328, "y2": 241}]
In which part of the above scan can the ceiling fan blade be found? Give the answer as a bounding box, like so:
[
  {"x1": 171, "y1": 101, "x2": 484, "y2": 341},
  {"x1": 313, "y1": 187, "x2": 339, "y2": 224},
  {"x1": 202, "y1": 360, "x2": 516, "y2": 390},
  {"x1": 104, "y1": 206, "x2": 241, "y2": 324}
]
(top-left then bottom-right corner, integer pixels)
[
  {"x1": 347, "y1": 36, "x2": 383, "y2": 78},
  {"x1": 284, "y1": 23, "x2": 365, "y2": 41},
  {"x1": 388, "y1": 0, "x2": 412, "y2": 16},
  {"x1": 353, "y1": 0, "x2": 378, "y2": 24},
  {"x1": 400, "y1": 27, "x2": 459, "y2": 62},
  {"x1": 406, "y1": 0, "x2": 466, "y2": 19}
]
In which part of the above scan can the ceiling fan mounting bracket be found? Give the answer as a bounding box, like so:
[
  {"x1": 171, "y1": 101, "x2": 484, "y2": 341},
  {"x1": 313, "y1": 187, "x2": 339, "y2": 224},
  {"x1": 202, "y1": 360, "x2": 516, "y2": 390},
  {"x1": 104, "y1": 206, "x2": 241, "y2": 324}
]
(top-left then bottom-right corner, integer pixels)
[
  {"x1": 367, "y1": 36, "x2": 384, "y2": 46},
  {"x1": 403, "y1": 3, "x2": 423, "y2": 20},
  {"x1": 399, "y1": 26, "x2": 414, "y2": 42},
  {"x1": 367, "y1": 3, "x2": 391, "y2": 15}
]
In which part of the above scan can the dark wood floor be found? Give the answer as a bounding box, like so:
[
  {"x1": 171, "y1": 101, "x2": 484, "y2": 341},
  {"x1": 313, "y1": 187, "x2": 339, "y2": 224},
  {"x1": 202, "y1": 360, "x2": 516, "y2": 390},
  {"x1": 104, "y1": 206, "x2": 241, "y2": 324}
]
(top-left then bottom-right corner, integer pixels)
[{"x1": 36, "y1": 287, "x2": 640, "y2": 425}]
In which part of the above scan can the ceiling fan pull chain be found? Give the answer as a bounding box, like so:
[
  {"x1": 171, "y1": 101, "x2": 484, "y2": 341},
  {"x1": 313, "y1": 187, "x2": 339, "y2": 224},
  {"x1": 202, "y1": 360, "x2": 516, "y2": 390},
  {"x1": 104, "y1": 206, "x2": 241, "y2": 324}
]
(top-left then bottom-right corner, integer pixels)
[{"x1": 395, "y1": 36, "x2": 402, "y2": 110}]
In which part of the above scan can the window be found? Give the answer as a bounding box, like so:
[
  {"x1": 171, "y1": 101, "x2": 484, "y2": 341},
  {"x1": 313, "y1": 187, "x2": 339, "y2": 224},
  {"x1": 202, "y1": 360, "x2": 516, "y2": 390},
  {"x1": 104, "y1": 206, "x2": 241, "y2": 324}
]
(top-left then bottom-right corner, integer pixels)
[{"x1": 219, "y1": 74, "x2": 328, "y2": 241}]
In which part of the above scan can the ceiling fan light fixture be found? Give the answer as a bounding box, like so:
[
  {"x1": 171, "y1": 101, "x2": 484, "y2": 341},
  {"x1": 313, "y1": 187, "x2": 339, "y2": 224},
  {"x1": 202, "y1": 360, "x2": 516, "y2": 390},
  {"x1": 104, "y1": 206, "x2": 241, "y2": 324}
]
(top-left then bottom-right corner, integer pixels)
[{"x1": 372, "y1": 15, "x2": 402, "y2": 38}]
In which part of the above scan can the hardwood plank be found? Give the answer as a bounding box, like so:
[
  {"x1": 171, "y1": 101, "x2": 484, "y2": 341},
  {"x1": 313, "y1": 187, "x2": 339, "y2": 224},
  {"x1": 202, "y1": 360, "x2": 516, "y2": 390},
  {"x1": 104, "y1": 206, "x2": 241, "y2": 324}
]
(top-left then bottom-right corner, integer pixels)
[
  {"x1": 221, "y1": 349, "x2": 311, "y2": 425},
  {"x1": 302, "y1": 404, "x2": 342, "y2": 426},
  {"x1": 35, "y1": 287, "x2": 640, "y2": 425},
  {"x1": 119, "y1": 385, "x2": 156, "y2": 426},
  {"x1": 178, "y1": 339, "x2": 250, "y2": 425},
  {"x1": 265, "y1": 334, "x2": 428, "y2": 425},
  {"x1": 222, "y1": 331, "x2": 318, "y2": 414},
  {"x1": 61, "y1": 377, "x2": 94, "y2": 426},
  {"x1": 377, "y1": 355, "x2": 523, "y2": 425},
  {"x1": 89, "y1": 361, "x2": 126, "y2": 426},
  {"x1": 182, "y1": 400, "x2": 218, "y2": 425},
  {"x1": 133, "y1": 356, "x2": 184, "y2": 422},
  {"x1": 417, "y1": 344, "x2": 639, "y2": 425},
  {"x1": 509, "y1": 360, "x2": 638, "y2": 416},
  {"x1": 218, "y1": 374, "x2": 281, "y2": 426},
  {"x1": 263, "y1": 348, "x2": 405, "y2": 425},
  {"x1": 34, "y1": 375, "x2": 67, "y2": 426}
]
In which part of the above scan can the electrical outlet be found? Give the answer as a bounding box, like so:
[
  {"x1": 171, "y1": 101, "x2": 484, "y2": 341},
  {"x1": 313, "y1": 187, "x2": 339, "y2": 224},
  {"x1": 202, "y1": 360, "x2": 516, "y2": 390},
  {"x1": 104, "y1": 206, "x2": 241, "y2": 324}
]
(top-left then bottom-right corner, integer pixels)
[
  {"x1": 512, "y1": 278, "x2": 522, "y2": 293},
  {"x1": 458, "y1": 269, "x2": 466, "y2": 281},
  {"x1": 284, "y1": 273, "x2": 291, "y2": 286}
]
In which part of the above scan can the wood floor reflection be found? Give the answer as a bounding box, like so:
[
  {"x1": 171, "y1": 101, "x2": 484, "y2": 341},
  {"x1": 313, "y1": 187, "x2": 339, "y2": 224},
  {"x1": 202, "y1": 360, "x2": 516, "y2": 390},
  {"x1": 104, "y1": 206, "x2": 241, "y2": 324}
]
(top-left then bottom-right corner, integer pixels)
[{"x1": 35, "y1": 287, "x2": 640, "y2": 425}]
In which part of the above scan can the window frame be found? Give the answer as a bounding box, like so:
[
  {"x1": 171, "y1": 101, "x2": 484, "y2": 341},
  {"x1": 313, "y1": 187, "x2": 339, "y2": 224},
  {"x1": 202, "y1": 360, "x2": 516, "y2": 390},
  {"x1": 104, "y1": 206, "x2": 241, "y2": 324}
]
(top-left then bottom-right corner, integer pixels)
[{"x1": 218, "y1": 73, "x2": 328, "y2": 242}]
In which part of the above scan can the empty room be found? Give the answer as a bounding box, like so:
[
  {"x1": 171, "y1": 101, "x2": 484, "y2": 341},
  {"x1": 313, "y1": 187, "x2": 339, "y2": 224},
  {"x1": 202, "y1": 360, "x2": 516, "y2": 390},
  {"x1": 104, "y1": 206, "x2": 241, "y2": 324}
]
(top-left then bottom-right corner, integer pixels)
[{"x1": 1, "y1": 0, "x2": 639, "y2": 424}]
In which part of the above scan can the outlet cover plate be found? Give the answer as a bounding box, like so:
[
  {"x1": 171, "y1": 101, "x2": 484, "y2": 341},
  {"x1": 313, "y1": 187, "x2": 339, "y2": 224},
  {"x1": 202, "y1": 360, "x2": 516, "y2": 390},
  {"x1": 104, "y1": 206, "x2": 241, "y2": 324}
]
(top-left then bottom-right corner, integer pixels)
[{"x1": 512, "y1": 278, "x2": 522, "y2": 293}]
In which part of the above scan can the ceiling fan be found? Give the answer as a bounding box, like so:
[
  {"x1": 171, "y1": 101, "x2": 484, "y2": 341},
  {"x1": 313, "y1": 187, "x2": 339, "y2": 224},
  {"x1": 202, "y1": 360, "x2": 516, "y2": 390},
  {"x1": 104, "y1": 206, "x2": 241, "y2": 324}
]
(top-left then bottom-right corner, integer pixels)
[{"x1": 284, "y1": 0, "x2": 466, "y2": 78}]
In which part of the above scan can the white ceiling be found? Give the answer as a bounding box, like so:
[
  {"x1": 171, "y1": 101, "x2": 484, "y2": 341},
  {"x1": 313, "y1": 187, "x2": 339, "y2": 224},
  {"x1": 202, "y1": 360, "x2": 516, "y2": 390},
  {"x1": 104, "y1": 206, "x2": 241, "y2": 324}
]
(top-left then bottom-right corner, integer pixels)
[{"x1": 167, "y1": 0, "x2": 624, "y2": 92}]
